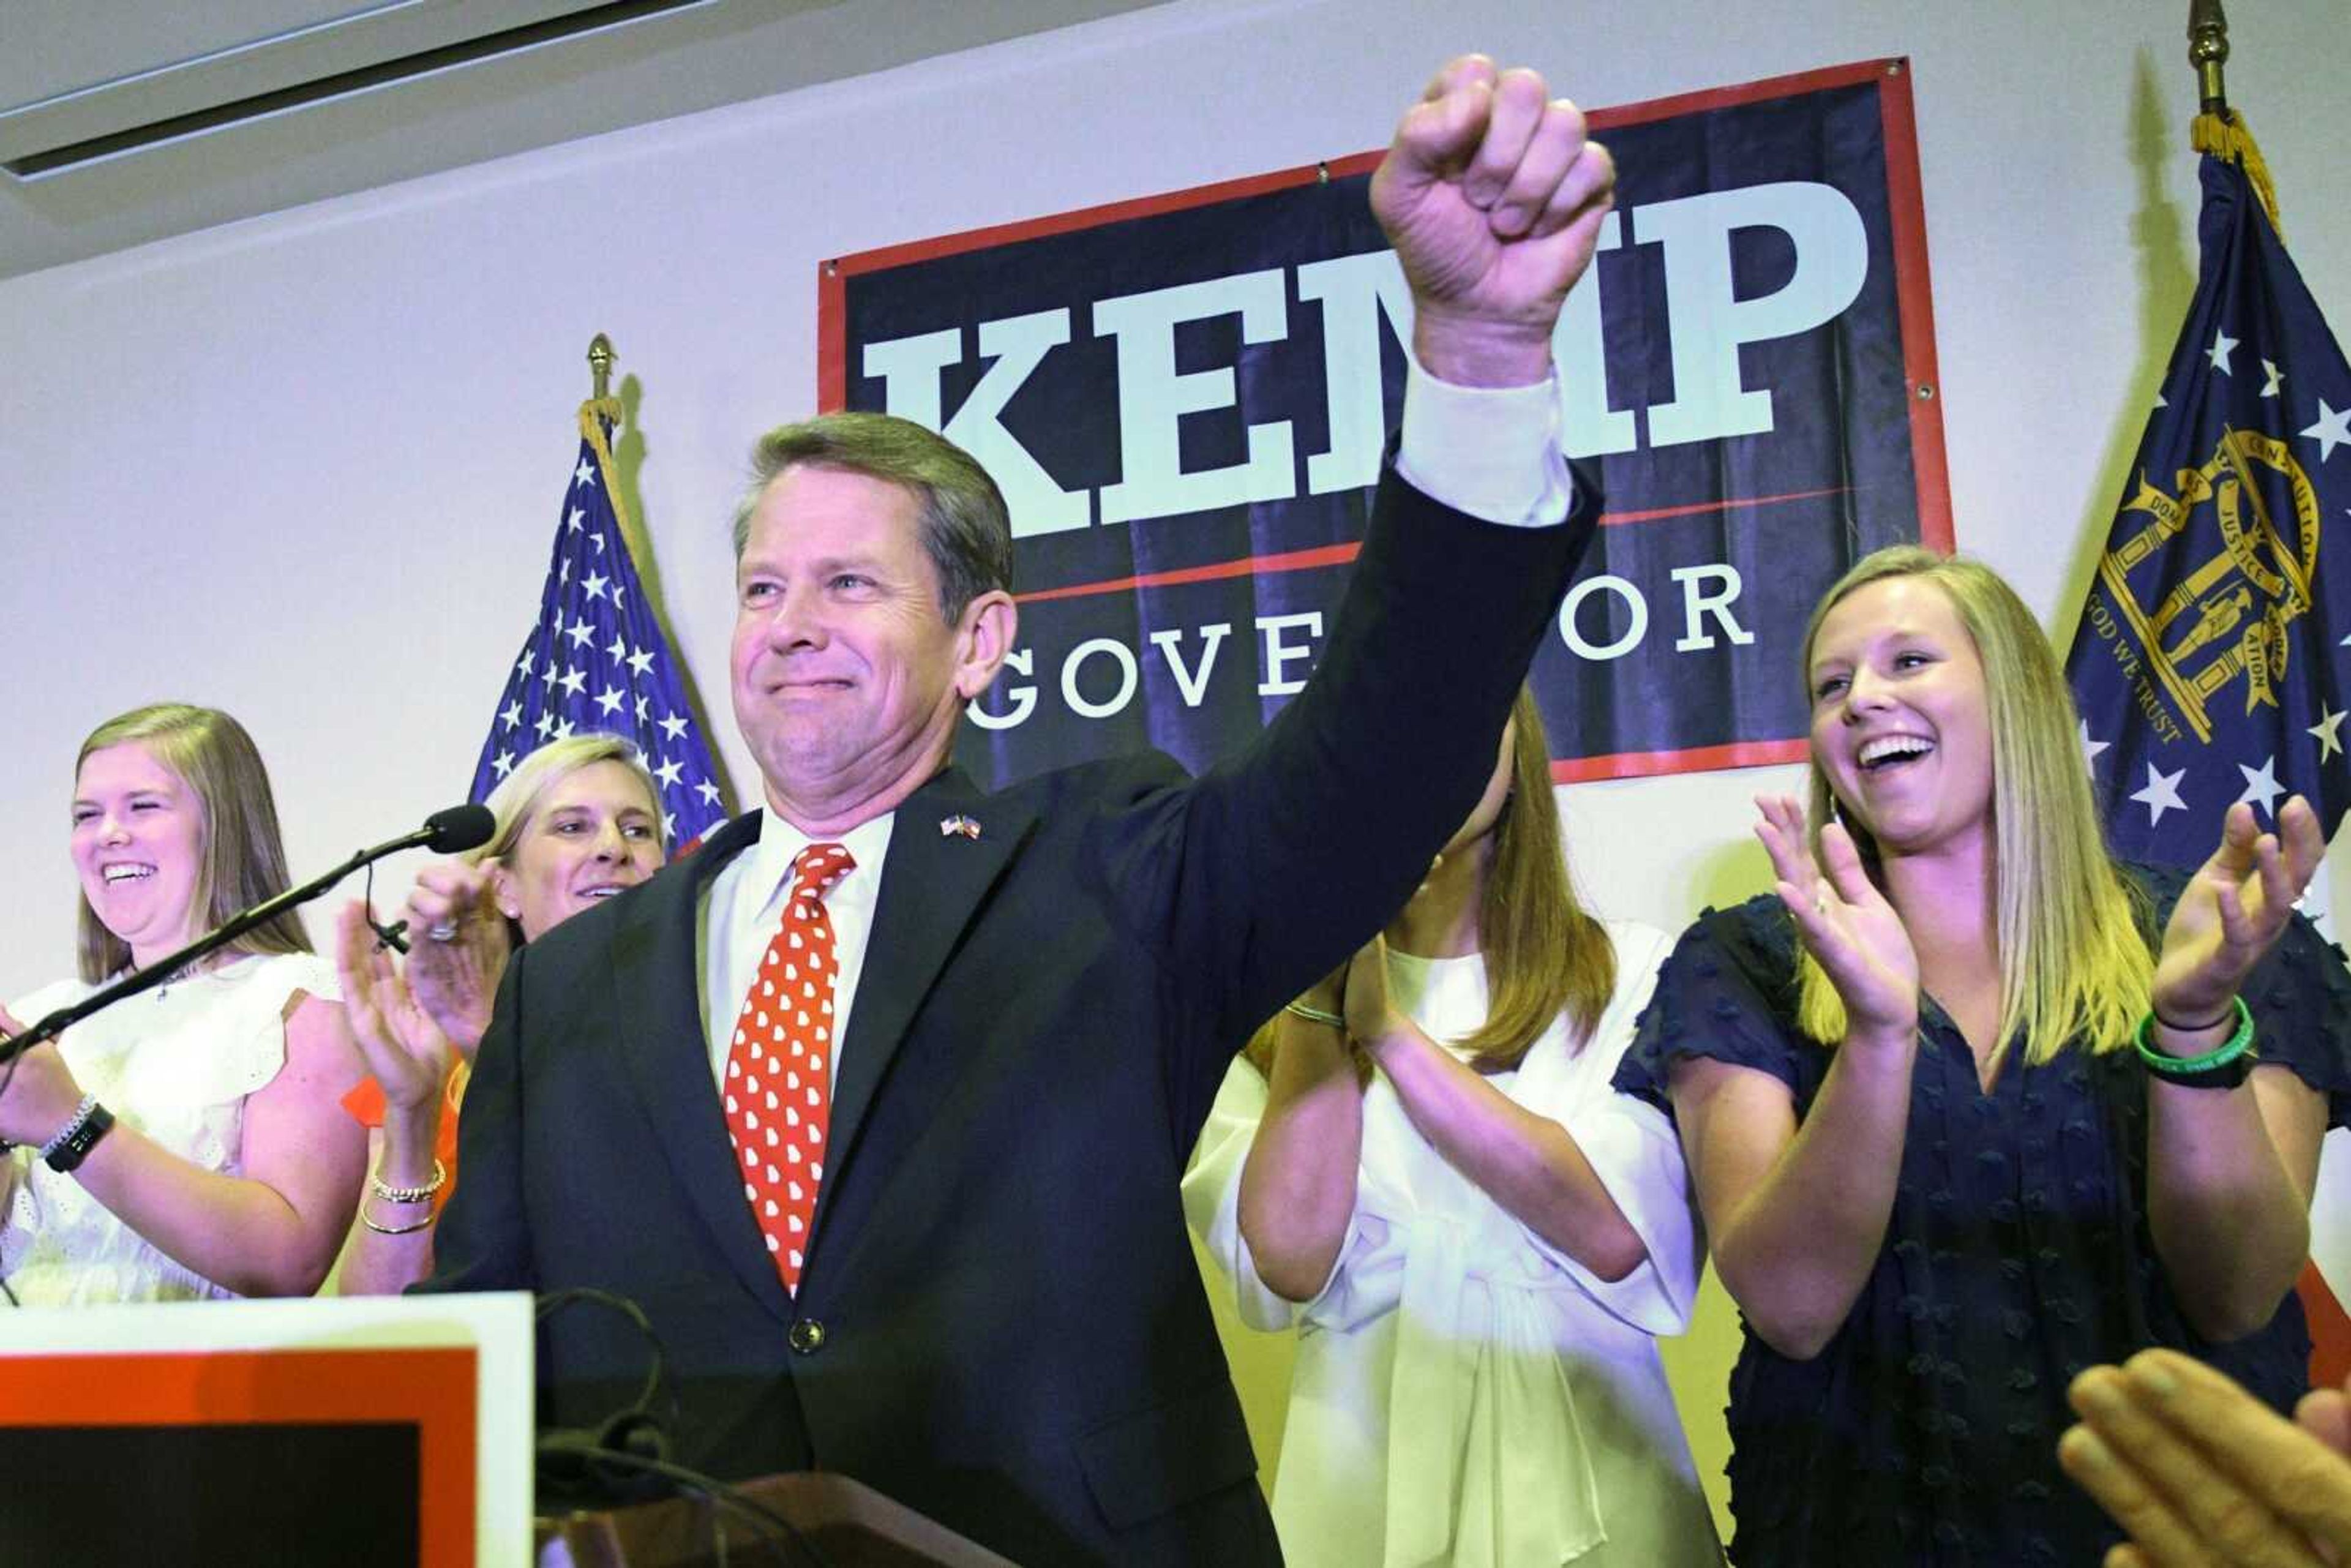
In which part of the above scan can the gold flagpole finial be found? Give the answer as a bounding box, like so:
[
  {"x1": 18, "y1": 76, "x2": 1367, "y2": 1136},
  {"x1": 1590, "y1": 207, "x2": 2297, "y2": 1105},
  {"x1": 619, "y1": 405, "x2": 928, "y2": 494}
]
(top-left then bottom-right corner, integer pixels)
[
  {"x1": 2188, "y1": 0, "x2": 2230, "y2": 118},
  {"x1": 2185, "y1": 0, "x2": 2276, "y2": 231},
  {"x1": 587, "y1": 333, "x2": 616, "y2": 402}
]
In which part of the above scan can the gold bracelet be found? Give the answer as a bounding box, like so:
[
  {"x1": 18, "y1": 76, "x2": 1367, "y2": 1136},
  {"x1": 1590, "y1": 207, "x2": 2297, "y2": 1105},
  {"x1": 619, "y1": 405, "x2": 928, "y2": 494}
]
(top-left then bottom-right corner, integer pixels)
[
  {"x1": 360, "y1": 1207, "x2": 437, "y2": 1236},
  {"x1": 370, "y1": 1158, "x2": 447, "y2": 1206},
  {"x1": 1282, "y1": 1000, "x2": 1346, "y2": 1029}
]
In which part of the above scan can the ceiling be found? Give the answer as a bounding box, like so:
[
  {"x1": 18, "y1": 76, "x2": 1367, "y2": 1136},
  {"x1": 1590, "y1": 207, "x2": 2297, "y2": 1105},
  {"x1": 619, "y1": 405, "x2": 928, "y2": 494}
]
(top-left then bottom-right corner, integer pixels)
[{"x1": 0, "y1": 0, "x2": 1174, "y2": 283}]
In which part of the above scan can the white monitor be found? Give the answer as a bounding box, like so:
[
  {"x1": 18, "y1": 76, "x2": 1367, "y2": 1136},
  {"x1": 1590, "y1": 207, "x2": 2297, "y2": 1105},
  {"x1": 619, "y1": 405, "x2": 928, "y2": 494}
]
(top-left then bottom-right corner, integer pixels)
[{"x1": 0, "y1": 1290, "x2": 533, "y2": 1567}]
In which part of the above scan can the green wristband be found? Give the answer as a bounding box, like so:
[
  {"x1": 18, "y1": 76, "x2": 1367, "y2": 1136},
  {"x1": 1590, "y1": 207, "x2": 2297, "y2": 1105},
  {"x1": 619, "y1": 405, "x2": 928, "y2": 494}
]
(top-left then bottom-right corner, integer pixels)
[{"x1": 2134, "y1": 995, "x2": 2255, "y2": 1088}]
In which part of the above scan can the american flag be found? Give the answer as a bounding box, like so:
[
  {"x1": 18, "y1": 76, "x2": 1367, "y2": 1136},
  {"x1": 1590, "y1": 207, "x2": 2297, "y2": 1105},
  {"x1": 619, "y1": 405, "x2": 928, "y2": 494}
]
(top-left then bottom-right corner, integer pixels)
[{"x1": 468, "y1": 400, "x2": 731, "y2": 847}]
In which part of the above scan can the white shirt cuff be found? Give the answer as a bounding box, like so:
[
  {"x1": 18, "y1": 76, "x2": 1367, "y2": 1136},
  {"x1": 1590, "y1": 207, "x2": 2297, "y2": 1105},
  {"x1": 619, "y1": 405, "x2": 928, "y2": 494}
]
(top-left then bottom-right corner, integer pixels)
[{"x1": 1395, "y1": 356, "x2": 1577, "y2": 528}]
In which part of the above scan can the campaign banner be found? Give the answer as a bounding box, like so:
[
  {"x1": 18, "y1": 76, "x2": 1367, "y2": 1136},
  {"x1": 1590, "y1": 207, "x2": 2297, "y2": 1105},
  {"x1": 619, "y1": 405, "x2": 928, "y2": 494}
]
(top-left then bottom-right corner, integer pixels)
[{"x1": 819, "y1": 59, "x2": 1950, "y2": 788}]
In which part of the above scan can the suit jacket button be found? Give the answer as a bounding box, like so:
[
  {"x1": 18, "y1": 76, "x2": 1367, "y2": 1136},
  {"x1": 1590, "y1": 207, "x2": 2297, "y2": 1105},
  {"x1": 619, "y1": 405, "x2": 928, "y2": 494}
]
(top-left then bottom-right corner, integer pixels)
[{"x1": 788, "y1": 1318, "x2": 826, "y2": 1355}]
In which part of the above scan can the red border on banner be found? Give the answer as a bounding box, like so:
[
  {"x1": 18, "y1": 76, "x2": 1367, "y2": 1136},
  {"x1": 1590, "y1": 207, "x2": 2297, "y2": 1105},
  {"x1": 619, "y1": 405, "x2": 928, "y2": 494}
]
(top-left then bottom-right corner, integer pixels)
[
  {"x1": 1015, "y1": 486, "x2": 1861, "y2": 606},
  {"x1": 0, "y1": 1346, "x2": 477, "y2": 1566},
  {"x1": 1875, "y1": 62, "x2": 1954, "y2": 553},
  {"x1": 1553, "y1": 738, "x2": 1809, "y2": 784},
  {"x1": 1017, "y1": 541, "x2": 1361, "y2": 604},
  {"x1": 814, "y1": 59, "x2": 1950, "y2": 781},
  {"x1": 817, "y1": 258, "x2": 848, "y2": 415}
]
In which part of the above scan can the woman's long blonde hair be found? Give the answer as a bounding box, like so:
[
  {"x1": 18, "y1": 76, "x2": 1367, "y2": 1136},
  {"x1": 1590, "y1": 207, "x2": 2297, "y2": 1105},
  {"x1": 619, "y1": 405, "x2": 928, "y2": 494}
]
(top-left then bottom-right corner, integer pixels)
[
  {"x1": 1454, "y1": 687, "x2": 1616, "y2": 1068},
  {"x1": 74, "y1": 703, "x2": 311, "y2": 983},
  {"x1": 1794, "y1": 548, "x2": 2151, "y2": 1069},
  {"x1": 1246, "y1": 688, "x2": 1616, "y2": 1075}
]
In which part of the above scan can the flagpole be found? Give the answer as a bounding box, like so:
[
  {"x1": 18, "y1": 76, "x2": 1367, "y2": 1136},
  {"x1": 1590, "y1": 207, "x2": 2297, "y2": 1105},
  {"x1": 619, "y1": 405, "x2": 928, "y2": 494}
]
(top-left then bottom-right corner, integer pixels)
[
  {"x1": 2185, "y1": 0, "x2": 2280, "y2": 236},
  {"x1": 463, "y1": 333, "x2": 734, "y2": 841},
  {"x1": 580, "y1": 331, "x2": 633, "y2": 566},
  {"x1": 585, "y1": 331, "x2": 621, "y2": 427},
  {"x1": 2188, "y1": 0, "x2": 2229, "y2": 116},
  {"x1": 588, "y1": 331, "x2": 615, "y2": 403}
]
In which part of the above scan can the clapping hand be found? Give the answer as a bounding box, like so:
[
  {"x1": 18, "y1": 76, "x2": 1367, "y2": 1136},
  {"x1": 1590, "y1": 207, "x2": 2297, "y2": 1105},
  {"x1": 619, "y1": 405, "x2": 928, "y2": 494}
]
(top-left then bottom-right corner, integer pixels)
[
  {"x1": 1756, "y1": 796, "x2": 1919, "y2": 1048},
  {"x1": 1371, "y1": 54, "x2": 1616, "y2": 387},
  {"x1": 2151, "y1": 797, "x2": 2324, "y2": 1031},
  {"x1": 334, "y1": 902, "x2": 456, "y2": 1116},
  {"x1": 398, "y1": 859, "x2": 509, "y2": 1057},
  {"x1": 1342, "y1": 932, "x2": 1408, "y2": 1049},
  {"x1": 1251, "y1": 956, "x2": 1366, "y2": 1087},
  {"x1": 2062, "y1": 1349, "x2": 2351, "y2": 1566}
]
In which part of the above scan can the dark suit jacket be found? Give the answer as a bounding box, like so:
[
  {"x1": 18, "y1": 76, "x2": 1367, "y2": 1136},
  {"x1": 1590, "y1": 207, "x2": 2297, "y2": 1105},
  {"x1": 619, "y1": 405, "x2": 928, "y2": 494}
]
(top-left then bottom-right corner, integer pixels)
[{"x1": 424, "y1": 466, "x2": 1595, "y2": 1566}]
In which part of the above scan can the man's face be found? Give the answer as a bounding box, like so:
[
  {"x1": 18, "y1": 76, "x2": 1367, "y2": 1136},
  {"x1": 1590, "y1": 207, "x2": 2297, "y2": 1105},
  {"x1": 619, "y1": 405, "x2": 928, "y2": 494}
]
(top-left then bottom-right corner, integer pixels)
[{"x1": 730, "y1": 464, "x2": 993, "y2": 824}]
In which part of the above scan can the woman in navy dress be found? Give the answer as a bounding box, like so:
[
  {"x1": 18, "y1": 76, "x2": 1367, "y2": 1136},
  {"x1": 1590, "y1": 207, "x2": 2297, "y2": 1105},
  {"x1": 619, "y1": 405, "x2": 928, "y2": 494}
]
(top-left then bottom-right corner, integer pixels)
[{"x1": 1615, "y1": 545, "x2": 2351, "y2": 1564}]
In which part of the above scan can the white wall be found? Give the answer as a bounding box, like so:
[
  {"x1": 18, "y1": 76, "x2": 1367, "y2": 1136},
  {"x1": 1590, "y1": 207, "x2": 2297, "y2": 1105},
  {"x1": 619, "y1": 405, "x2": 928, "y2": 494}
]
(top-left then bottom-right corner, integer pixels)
[{"x1": 6, "y1": 0, "x2": 2349, "y2": 1534}]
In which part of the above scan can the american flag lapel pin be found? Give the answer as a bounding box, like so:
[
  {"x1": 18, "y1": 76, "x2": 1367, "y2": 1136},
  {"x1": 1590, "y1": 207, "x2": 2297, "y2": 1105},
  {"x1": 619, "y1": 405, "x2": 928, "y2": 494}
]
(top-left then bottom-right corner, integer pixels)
[{"x1": 939, "y1": 814, "x2": 981, "y2": 840}]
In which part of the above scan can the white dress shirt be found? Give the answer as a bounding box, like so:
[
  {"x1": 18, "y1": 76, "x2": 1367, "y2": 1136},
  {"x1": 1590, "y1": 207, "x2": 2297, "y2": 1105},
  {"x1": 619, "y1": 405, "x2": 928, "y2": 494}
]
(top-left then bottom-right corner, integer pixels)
[
  {"x1": 695, "y1": 354, "x2": 1573, "y2": 1084},
  {"x1": 1396, "y1": 359, "x2": 1577, "y2": 528},
  {"x1": 699, "y1": 809, "x2": 895, "y2": 1090}
]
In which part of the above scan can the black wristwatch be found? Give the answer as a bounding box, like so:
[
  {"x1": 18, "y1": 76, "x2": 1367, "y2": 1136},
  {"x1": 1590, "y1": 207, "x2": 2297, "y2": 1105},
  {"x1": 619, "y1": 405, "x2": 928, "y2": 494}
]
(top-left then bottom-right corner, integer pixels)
[{"x1": 45, "y1": 1103, "x2": 115, "y2": 1173}]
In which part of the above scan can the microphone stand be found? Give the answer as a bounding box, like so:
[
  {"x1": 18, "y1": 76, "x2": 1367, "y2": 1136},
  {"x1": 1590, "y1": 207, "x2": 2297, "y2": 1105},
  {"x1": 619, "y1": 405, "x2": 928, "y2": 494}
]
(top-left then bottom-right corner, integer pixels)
[{"x1": 3, "y1": 836, "x2": 439, "y2": 1068}]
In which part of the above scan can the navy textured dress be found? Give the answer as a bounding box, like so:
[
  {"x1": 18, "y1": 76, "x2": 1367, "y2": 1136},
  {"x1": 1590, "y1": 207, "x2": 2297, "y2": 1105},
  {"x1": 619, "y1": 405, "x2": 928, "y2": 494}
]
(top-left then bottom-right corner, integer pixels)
[{"x1": 1613, "y1": 871, "x2": 2351, "y2": 1566}]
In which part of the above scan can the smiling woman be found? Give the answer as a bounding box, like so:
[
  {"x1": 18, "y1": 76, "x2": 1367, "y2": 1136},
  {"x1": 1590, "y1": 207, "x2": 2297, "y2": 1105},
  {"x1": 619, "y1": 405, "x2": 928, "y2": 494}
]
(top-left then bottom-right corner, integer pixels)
[
  {"x1": 1614, "y1": 547, "x2": 2351, "y2": 1565},
  {"x1": 1802, "y1": 574, "x2": 1997, "y2": 874},
  {"x1": 482, "y1": 748, "x2": 666, "y2": 938},
  {"x1": 71, "y1": 744, "x2": 212, "y2": 969},
  {"x1": 331, "y1": 733, "x2": 666, "y2": 1296},
  {"x1": 0, "y1": 703, "x2": 370, "y2": 1304}
]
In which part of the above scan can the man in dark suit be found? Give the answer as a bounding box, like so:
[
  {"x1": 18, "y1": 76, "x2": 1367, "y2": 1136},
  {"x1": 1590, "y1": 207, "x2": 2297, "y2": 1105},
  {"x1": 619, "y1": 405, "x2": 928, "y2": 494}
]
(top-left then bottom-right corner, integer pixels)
[{"x1": 425, "y1": 54, "x2": 1616, "y2": 1566}]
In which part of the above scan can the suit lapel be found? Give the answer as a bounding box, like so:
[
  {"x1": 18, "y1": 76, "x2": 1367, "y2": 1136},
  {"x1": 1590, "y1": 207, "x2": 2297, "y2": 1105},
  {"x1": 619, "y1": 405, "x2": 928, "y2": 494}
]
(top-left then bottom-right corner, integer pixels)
[
  {"x1": 609, "y1": 809, "x2": 795, "y2": 1319},
  {"x1": 811, "y1": 768, "x2": 1030, "y2": 1251}
]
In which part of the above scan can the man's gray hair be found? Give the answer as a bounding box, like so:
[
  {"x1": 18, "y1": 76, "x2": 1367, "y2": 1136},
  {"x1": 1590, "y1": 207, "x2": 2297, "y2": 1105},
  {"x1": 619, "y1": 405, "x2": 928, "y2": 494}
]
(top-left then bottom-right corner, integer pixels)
[{"x1": 731, "y1": 412, "x2": 1014, "y2": 623}]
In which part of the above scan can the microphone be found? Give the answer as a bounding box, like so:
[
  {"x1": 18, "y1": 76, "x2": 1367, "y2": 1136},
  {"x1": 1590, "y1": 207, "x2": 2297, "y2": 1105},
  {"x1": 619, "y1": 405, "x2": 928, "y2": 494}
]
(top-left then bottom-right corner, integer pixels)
[
  {"x1": 346, "y1": 803, "x2": 501, "y2": 864},
  {"x1": 417, "y1": 803, "x2": 497, "y2": 855},
  {"x1": 361, "y1": 805, "x2": 499, "y2": 952},
  {"x1": 1, "y1": 801, "x2": 500, "y2": 1063}
]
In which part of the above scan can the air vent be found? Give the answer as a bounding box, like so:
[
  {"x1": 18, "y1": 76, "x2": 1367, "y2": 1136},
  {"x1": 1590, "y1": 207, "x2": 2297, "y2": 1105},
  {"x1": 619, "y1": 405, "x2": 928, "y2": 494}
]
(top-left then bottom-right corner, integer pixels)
[{"x1": 1, "y1": 0, "x2": 716, "y2": 180}]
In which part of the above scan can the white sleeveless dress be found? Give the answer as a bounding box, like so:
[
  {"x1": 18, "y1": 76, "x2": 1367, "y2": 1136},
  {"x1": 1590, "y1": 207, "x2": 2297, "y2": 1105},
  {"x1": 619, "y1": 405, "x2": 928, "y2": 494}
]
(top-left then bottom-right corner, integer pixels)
[
  {"x1": 0, "y1": 951, "x2": 336, "y2": 1305},
  {"x1": 1184, "y1": 922, "x2": 1722, "y2": 1568}
]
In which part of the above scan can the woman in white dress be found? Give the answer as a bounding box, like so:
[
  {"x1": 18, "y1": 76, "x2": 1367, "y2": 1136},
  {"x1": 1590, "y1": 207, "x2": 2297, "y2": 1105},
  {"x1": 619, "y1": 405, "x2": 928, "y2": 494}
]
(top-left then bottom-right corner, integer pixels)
[
  {"x1": 1184, "y1": 689, "x2": 1721, "y2": 1567},
  {"x1": 0, "y1": 703, "x2": 367, "y2": 1304}
]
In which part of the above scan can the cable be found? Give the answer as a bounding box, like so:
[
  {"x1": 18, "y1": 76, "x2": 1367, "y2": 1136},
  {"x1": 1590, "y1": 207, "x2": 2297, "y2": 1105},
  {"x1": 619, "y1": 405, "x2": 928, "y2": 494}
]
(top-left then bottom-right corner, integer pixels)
[
  {"x1": 533, "y1": 1286, "x2": 678, "y2": 1437},
  {"x1": 362, "y1": 860, "x2": 409, "y2": 952},
  {"x1": 530, "y1": 1286, "x2": 829, "y2": 1566},
  {"x1": 0, "y1": 1015, "x2": 26, "y2": 1272},
  {"x1": 529, "y1": 1442, "x2": 834, "y2": 1568}
]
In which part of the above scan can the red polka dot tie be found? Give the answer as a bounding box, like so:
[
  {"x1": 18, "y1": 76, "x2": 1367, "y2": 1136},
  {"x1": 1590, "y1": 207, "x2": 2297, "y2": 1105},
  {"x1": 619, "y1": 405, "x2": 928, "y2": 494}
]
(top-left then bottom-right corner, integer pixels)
[{"x1": 724, "y1": 841, "x2": 853, "y2": 1293}]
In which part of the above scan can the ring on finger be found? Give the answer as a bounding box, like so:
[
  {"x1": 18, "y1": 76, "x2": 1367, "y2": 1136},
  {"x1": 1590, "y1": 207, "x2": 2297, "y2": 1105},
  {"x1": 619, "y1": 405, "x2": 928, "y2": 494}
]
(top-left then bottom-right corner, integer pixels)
[{"x1": 426, "y1": 922, "x2": 460, "y2": 943}]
